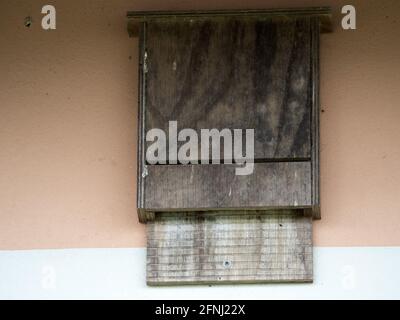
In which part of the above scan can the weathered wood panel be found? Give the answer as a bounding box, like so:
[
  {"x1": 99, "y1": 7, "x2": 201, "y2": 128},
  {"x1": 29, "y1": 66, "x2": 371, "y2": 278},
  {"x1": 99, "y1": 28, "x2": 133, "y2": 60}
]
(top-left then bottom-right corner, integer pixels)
[
  {"x1": 128, "y1": 7, "x2": 333, "y2": 35},
  {"x1": 144, "y1": 162, "x2": 312, "y2": 211},
  {"x1": 147, "y1": 211, "x2": 313, "y2": 285},
  {"x1": 145, "y1": 17, "x2": 312, "y2": 161}
]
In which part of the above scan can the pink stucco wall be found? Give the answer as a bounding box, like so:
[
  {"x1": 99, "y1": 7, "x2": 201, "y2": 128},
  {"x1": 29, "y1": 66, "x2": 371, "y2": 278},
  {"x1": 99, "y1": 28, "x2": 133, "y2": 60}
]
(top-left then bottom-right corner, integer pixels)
[{"x1": 1, "y1": 0, "x2": 399, "y2": 249}]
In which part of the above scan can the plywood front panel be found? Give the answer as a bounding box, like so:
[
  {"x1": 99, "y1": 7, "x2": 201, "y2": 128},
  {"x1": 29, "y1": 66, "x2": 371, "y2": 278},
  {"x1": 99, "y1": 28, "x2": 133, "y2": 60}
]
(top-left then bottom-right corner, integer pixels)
[
  {"x1": 145, "y1": 17, "x2": 312, "y2": 161},
  {"x1": 144, "y1": 162, "x2": 312, "y2": 211},
  {"x1": 147, "y1": 212, "x2": 313, "y2": 285}
]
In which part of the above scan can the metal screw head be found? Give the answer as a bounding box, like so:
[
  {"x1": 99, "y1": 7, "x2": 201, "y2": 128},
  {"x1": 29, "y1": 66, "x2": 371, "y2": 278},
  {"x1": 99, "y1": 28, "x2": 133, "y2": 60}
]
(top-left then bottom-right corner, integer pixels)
[{"x1": 223, "y1": 260, "x2": 232, "y2": 268}]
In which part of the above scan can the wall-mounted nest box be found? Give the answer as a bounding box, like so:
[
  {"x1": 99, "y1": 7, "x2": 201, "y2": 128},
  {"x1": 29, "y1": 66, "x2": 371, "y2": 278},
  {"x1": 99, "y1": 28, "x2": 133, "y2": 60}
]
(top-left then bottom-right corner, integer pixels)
[{"x1": 127, "y1": 7, "x2": 332, "y2": 285}]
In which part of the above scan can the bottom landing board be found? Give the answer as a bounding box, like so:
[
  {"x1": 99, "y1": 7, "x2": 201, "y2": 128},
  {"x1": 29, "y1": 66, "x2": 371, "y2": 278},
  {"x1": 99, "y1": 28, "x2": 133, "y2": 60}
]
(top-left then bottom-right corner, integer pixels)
[{"x1": 147, "y1": 211, "x2": 313, "y2": 285}]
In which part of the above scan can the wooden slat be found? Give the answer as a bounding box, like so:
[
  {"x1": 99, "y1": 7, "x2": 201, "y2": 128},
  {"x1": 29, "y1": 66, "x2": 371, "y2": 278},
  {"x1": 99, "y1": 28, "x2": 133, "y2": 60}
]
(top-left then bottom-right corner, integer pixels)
[
  {"x1": 127, "y1": 7, "x2": 333, "y2": 36},
  {"x1": 144, "y1": 17, "x2": 312, "y2": 161},
  {"x1": 136, "y1": 22, "x2": 147, "y2": 213},
  {"x1": 147, "y1": 211, "x2": 313, "y2": 285},
  {"x1": 310, "y1": 17, "x2": 321, "y2": 219},
  {"x1": 144, "y1": 162, "x2": 311, "y2": 211}
]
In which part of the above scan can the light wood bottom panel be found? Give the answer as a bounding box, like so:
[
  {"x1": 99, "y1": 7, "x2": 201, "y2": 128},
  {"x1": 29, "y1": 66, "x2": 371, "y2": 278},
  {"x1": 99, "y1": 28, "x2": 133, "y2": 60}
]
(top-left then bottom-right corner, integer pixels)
[{"x1": 147, "y1": 211, "x2": 313, "y2": 285}]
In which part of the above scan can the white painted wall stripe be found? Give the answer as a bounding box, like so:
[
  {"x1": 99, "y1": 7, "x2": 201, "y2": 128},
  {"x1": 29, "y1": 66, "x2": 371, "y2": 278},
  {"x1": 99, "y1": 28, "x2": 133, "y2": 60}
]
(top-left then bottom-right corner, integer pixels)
[{"x1": 1, "y1": 247, "x2": 399, "y2": 299}]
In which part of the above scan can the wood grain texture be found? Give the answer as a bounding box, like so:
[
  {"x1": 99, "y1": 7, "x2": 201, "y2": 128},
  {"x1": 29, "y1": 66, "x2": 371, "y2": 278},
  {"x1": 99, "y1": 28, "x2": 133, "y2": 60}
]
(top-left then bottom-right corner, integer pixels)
[
  {"x1": 147, "y1": 211, "x2": 313, "y2": 285},
  {"x1": 145, "y1": 17, "x2": 312, "y2": 161},
  {"x1": 310, "y1": 17, "x2": 321, "y2": 219},
  {"x1": 144, "y1": 162, "x2": 311, "y2": 211},
  {"x1": 137, "y1": 22, "x2": 147, "y2": 217},
  {"x1": 127, "y1": 7, "x2": 333, "y2": 35}
]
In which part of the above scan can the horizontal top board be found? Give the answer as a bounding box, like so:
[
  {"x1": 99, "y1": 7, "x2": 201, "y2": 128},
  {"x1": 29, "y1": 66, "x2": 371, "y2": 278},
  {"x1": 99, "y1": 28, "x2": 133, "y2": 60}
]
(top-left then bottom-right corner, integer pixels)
[{"x1": 127, "y1": 7, "x2": 333, "y2": 34}]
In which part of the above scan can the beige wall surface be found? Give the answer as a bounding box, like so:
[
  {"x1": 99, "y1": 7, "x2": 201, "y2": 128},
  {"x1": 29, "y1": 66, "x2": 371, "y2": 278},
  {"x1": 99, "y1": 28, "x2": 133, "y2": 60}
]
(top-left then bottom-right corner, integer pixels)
[{"x1": 0, "y1": 0, "x2": 399, "y2": 250}]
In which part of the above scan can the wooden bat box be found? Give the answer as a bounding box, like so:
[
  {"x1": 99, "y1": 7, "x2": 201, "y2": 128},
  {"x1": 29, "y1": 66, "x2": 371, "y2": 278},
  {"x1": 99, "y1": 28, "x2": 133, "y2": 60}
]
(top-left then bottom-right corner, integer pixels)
[{"x1": 127, "y1": 8, "x2": 331, "y2": 285}]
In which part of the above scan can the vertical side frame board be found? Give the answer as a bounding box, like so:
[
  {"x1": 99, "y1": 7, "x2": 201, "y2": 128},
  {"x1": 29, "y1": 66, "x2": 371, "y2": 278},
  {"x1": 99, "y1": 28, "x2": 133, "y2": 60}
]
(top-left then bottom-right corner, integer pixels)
[
  {"x1": 311, "y1": 17, "x2": 321, "y2": 219},
  {"x1": 136, "y1": 21, "x2": 154, "y2": 223}
]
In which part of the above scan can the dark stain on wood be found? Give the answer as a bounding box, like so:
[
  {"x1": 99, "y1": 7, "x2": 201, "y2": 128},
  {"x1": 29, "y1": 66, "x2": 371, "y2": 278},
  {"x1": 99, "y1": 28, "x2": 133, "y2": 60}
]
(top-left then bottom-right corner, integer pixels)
[{"x1": 145, "y1": 17, "x2": 312, "y2": 161}]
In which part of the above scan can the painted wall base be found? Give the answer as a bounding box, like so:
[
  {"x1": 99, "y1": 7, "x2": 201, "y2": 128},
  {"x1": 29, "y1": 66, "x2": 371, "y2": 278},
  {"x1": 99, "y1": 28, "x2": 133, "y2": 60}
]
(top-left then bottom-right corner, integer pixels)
[{"x1": 1, "y1": 247, "x2": 399, "y2": 299}]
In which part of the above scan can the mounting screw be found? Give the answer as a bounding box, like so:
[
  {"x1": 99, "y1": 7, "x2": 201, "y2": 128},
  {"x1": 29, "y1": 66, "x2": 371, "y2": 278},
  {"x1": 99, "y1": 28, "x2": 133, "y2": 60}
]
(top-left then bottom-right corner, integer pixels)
[
  {"x1": 223, "y1": 260, "x2": 232, "y2": 269},
  {"x1": 142, "y1": 165, "x2": 148, "y2": 178},
  {"x1": 24, "y1": 16, "x2": 32, "y2": 28}
]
